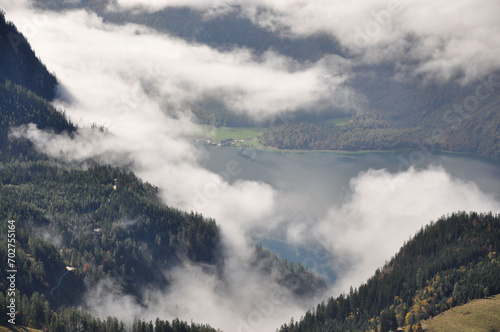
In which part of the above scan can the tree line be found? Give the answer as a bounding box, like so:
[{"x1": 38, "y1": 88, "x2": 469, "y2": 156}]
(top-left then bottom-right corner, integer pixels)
[
  {"x1": 0, "y1": 291, "x2": 221, "y2": 332},
  {"x1": 260, "y1": 107, "x2": 500, "y2": 161},
  {"x1": 278, "y1": 212, "x2": 500, "y2": 332}
]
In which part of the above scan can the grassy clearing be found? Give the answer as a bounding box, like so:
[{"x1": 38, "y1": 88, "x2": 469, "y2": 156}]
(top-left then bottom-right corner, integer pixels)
[
  {"x1": 421, "y1": 294, "x2": 500, "y2": 332},
  {"x1": 200, "y1": 125, "x2": 265, "y2": 146}
]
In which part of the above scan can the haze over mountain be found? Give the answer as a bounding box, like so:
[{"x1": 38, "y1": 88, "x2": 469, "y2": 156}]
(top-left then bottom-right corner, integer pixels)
[
  {"x1": 1, "y1": 0, "x2": 499, "y2": 331},
  {"x1": 26, "y1": 0, "x2": 500, "y2": 160}
]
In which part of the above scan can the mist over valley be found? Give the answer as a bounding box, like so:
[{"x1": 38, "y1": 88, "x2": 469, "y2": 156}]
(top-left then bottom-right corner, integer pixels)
[{"x1": 1, "y1": 1, "x2": 500, "y2": 331}]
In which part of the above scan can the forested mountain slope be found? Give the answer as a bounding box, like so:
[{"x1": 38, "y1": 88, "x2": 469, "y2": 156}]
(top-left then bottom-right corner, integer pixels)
[
  {"x1": 278, "y1": 212, "x2": 500, "y2": 332},
  {"x1": 0, "y1": 11, "x2": 326, "y2": 331},
  {"x1": 0, "y1": 78, "x2": 325, "y2": 330},
  {"x1": 0, "y1": 10, "x2": 57, "y2": 100},
  {"x1": 0, "y1": 62, "x2": 221, "y2": 330},
  {"x1": 261, "y1": 96, "x2": 500, "y2": 161},
  {"x1": 262, "y1": 70, "x2": 500, "y2": 160}
]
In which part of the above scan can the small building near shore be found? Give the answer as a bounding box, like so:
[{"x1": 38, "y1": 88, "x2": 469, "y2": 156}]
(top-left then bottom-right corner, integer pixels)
[{"x1": 219, "y1": 138, "x2": 235, "y2": 146}]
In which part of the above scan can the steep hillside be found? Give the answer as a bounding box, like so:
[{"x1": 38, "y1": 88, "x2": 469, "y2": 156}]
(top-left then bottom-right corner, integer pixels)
[
  {"x1": 0, "y1": 10, "x2": 57, "y2": 100},
  {"x1": 0, "y1": 79, "x2": 222, "y2": 328},
  {"x1": 0, "y1": 80, "x2": 76, "y2": 159},
  {"x1": 0, "y1": 78, "x2": 325, "y2": 330},
  {"x1": 261, "y1": 73, "x2": 500, "y2": 160},
  {"x1": 0, "y1": 11, "x2": 327, "y2": 331},
  {"x1": 278, "y1": 212, "x2": 500, "y2": 332}
]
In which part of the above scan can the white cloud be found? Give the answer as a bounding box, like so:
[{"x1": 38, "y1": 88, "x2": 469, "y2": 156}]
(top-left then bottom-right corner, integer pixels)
[
  {"x1": 84, "y1": 258, "x2": 314, "y2": 332},
  {"x1": 295, "y1": 166, "x2": 500, "y2": 294},
  {"x1": 249, "y1": 0, "x2": 500, "y2": 82},
  {"x1": 112, "y1": 0, "x2": 225, "y2": 11},
  {"x1": 111, "y1": 0, "x2": 500, "y2": 83},
  {"x1": 4, "y1": 6, "x2": 353, "y2": 122},
  {"x1": 3, "y1": 4, "x2": 321, "y2": 330},
  {"x1": 1, "y1": 2, "x2": 358, "y2": 229}
]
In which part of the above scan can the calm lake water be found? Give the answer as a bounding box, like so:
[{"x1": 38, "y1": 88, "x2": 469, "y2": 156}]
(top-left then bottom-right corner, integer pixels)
[{"x1": 199, "y1": 145, "x2": 500, "y2": 283}]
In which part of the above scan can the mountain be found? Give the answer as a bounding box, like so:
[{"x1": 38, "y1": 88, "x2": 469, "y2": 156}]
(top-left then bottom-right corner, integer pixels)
[
  {"x1": 0, "y1": 10, "x2": 57, "y2": 100},
  {"x1": 31, "y1": 0, "x2": 500, "y2": 161},
  {"x1": 1, "y1": 4, "x2": 498, "y2": 332},
  {"x1": 262, "y1": 73, "x2": 500, "y2": 160},
  {"x1": 0, "y1": 93, "x2": 325, "y2": 329},
  {"x1": 277, "y1": 212, "x2": 500, "y2": 332},
  {"x1": 0, "y1": 11, "x2": 326, "y2": 331},
  {"x1": 0, "y1": 54, "x2": 221, "y2": 330}
]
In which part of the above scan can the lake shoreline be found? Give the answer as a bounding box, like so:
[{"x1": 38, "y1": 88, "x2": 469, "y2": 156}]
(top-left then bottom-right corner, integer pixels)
[
  {"x1": 193, "y1": 124, "x2": 499, "y2": 163},
  {"x1": 198, "y1": 141, "x2": 500, "y2": 164}
]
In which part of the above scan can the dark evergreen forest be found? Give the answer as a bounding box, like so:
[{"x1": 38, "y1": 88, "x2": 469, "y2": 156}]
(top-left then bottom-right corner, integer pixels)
[{"x1": 278, "y1": 212, "x2": 500, "y2": 332}]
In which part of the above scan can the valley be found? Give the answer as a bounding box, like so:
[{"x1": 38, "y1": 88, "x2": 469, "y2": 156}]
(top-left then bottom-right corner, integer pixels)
[{"x1": 1, "y1": 1, "x2": 499, "y2": 331}]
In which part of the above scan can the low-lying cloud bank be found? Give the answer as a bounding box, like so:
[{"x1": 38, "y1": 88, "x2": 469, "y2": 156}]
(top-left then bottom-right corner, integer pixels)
[
  {"x1": 114, "y1": 0, "x2": 500, "y2": 84},
  {"x1": 4, "y1": 1, "x2": 359, "y2": 122},
  {"x1": 285, "y1": 166, "x2": 500, "y2": 295}
]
